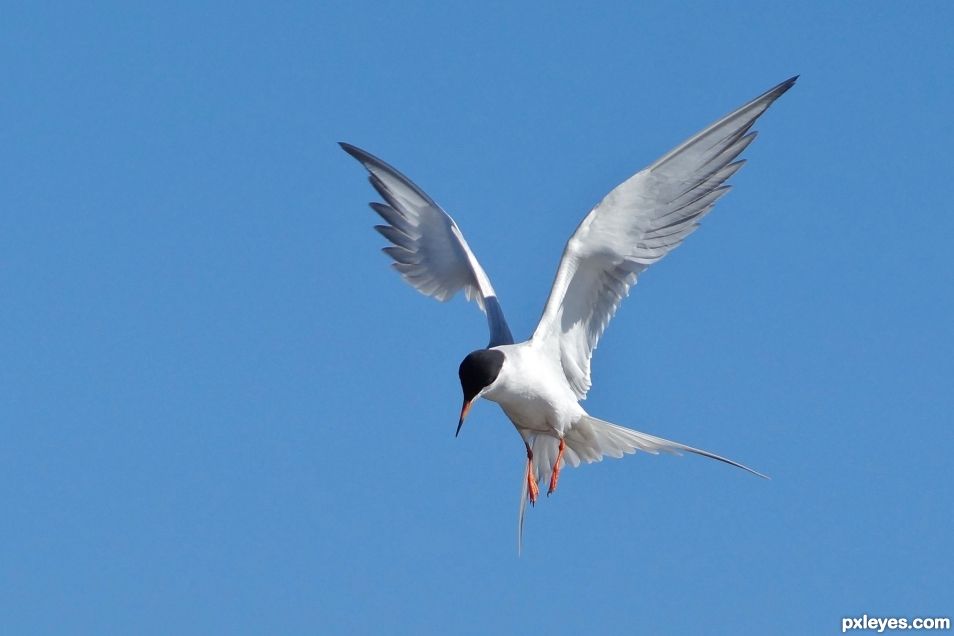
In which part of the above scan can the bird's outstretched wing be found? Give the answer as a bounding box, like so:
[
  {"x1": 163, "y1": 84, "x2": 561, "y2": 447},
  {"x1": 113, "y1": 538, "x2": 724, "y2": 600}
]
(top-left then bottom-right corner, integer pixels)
[
  {"x1": 341, "y1": 143, "x2": 514, "y2": 347},
  {"x1": 530, "y1": 77, "x2": 797, "y2": 399}
]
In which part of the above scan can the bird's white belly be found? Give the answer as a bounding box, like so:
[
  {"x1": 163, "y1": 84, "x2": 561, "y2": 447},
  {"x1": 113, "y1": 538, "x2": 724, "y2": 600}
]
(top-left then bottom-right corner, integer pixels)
[{"x1": 481, "y1": 343, "x2": 583, "y2": 436}]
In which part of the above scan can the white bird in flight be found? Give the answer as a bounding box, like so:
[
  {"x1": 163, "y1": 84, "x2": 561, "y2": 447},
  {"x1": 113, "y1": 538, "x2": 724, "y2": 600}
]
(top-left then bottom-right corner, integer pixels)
[{"x1": 341, "y1": 76, "x2": 796, "y2": 550}]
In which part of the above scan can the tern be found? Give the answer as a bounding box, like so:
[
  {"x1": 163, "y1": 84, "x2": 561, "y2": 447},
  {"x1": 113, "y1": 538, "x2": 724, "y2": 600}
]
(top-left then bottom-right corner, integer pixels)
[{"x1": 341, "y1": 76, "x2": 795, "y2": 549}]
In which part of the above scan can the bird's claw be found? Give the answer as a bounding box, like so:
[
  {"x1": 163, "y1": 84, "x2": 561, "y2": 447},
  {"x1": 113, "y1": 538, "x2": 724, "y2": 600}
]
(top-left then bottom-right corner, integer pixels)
[{"x1": 527, "y1": 471, "x2": 539, "y2": 505}]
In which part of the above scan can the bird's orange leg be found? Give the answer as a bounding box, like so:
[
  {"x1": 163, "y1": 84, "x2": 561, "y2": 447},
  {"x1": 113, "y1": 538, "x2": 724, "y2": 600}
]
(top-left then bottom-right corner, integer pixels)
[
  {"x1": 548, "y1": 438, "x2": 566, "y2": 496},
  {"x1": 525, "y1": 442, "x2": 539, "y2": 505}
]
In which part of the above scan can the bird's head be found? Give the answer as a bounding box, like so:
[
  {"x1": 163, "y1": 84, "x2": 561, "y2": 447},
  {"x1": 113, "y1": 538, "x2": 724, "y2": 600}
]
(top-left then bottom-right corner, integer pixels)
[{"x1": 456, "y1": 348, "x2": 505, "y2": 437}]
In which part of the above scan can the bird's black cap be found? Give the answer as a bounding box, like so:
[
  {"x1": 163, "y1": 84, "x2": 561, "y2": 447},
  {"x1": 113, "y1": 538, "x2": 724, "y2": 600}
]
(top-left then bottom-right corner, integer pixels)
[
  {"x1": 456, "y1": 349, "x2": 504, "y2": 436},
  {"x1": 459, "y1": 349, "x2": 505, "y2": 402}
]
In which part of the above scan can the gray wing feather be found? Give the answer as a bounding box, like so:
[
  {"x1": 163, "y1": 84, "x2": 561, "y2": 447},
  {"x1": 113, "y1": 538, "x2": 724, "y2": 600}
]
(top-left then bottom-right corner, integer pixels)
[
  {"x1": 341, "y1": 143, "x2": 514, "y2": 347},
  {"x1": 532, "y1": 77, "x2": 796, "y2": 398}
]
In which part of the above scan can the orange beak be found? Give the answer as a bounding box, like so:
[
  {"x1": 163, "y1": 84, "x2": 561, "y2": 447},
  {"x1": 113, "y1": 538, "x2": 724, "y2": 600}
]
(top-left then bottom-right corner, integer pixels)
[{"x1": 456, "y1": 399, "x2": 474, "y2": 437}]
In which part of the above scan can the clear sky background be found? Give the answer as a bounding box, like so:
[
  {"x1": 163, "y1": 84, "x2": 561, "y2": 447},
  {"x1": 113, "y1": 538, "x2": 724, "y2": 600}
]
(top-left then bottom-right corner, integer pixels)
[{"x1": 2, "y1": 2, "x2": 952, "y2": 634}]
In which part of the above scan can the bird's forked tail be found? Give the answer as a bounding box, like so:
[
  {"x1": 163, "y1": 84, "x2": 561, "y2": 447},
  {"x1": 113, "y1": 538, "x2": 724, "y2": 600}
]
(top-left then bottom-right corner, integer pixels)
[{"x1": 517, "y1": 414, "x2": 766, "y2": 553}]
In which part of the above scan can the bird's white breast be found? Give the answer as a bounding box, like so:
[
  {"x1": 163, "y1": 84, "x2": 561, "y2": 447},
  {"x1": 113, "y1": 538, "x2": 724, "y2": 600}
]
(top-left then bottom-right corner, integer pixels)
[{"x1": 481, "y1": 342, "x2": 583, "y2": 436}]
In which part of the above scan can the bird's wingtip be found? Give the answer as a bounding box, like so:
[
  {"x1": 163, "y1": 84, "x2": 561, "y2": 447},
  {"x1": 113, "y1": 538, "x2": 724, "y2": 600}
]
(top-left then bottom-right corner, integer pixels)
[
  {"x1": 765, "y1": 75, "x2": 799, "y2": 101},
  {"x1": 339, "y1": 142, "x2": 380, "y2": 168}
]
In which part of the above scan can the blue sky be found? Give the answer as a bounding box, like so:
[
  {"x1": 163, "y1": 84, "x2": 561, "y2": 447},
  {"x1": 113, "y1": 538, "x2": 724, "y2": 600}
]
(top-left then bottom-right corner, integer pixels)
[{"x1": 2, "y1": 2, "x2": 952, "y2": 634}]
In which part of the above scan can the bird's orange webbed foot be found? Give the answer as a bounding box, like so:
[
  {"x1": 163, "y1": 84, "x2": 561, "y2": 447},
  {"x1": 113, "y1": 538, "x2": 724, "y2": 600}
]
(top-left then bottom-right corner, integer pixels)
[
  {"x1": 525, "y1": 442, "x2": 540, "y2": 505},
  {"x1": 548, "y1": 438, "x2": 566, "y2": 496}
]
